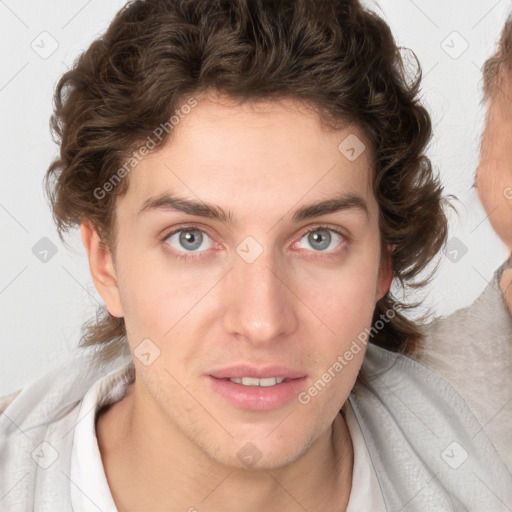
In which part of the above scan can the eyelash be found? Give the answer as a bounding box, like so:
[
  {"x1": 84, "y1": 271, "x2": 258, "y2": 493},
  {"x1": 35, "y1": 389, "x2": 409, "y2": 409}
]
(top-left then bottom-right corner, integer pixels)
[{"x1": 161, "y1": 224, "x2": 348, "y2": 263}]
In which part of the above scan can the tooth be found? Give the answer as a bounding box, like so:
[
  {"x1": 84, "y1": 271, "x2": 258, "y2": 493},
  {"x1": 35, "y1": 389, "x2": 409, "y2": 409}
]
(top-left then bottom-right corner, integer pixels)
[
  {"x1": 259, "y1": 377, "x2": 277, "y2": 387},
  {"x1": 228, "y1": 376, "x2": 286, "y2": 386},
  {"x1": 241, "y1": 377, "x2": 261, "y2": 386}
]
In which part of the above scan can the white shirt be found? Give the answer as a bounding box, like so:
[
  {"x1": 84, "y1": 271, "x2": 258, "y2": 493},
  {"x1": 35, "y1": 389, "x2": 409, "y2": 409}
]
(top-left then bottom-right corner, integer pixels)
[
  {"x1": 70, "y1": 363, "x2": 132, "y2": 512},
  {"x1": 69, "y1": 363, "x2": 387, "y2": 512}
]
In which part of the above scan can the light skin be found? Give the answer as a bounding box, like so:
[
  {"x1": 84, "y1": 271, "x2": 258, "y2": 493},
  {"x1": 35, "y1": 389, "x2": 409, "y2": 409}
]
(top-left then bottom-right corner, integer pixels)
[
  {"x1": 475, "y1": 68, "x2": 512, "y2": 309},
  {"x1": 81, "y1": 92, "x2": 392, "y2": 512}
]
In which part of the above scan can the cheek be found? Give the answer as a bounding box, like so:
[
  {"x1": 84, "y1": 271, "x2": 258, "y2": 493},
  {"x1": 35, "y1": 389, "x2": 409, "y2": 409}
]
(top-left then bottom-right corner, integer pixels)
[
  {"x1": 319, "y1": 247, "x2": 380, "y2": 316},
  {"x1": 320, "y1": 277, "x2": 376, "y2": 332},
  {"x1": 477, "y1": 124, "x2": 512, "y2": 210},
  {"x1": 304, "y1": 277, "x2": 376, "y2": 416},
  {"x1": 113, "y1": 240, "x2": 183, "y2": 338},
  {"x1": 300, "y1": 252, "x2": 381, "y2": 363},
  {"x1": 477, "y1": 161, "x2": 503, "y2": 206},
  {"x1": 477, "y1": 161, "x2": 512, "y2": 247}
]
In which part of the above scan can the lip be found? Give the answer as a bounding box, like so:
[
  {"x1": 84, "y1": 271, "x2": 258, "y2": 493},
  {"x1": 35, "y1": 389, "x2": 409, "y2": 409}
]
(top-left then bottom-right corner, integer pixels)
[
  {"x1": 206, "y1": 364, "x2": 308, "y2": 411},
  {"x1": 206, "y1": 377, "x2": 307, "y2": 412}
]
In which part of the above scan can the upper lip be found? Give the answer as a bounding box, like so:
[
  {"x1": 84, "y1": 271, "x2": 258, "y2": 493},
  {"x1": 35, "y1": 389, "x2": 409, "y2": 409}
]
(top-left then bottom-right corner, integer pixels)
[{"x1": 208, "y1": 365, "x2": 306, "y2": 380}]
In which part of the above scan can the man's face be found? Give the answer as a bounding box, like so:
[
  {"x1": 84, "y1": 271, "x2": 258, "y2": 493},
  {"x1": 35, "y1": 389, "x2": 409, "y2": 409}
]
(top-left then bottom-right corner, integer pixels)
[
  {"x1": 106, "y1": 93, "x2": 390, "y2": 469},
  {"x1": 476, "y1": 69, "x2": 512, "y2": 249}
]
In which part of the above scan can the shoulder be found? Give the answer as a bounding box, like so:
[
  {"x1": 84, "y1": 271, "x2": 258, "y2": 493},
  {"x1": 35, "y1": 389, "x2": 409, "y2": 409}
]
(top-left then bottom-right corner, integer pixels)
[
  {"x1": 0, "y1": 349, "x2": 132, "y2": 435},
  {"x1": 351, "y1": 344, "x2": 512, "y2": 509},
  {"x1": 418, "y1": 259, "x2": 512, "y2": 347}
]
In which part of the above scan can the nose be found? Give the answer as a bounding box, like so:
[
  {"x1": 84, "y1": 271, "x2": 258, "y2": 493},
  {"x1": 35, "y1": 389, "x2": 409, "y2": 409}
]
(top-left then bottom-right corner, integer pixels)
[{"x1": 222, "y1": 245, "x2": 298, "y2": 346}]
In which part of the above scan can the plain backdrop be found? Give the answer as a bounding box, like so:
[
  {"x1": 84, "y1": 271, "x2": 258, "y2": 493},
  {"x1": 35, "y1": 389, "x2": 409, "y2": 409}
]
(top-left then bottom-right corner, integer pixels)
[{"x1": 1, "y1": 0, "x2": 510, "y2": 396}]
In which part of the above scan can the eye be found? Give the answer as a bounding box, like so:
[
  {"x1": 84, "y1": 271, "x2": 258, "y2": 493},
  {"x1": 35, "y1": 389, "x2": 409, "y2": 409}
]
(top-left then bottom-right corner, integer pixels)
[
  {"x1": 163, "y1": 226, "x2": 213, "y2": 261},
  {"x1": 162, "y1": 224, "x2": 348, "y2": 263},
  {"x1": 295, "y1": 226, "x2": 346, "y2": 254}
]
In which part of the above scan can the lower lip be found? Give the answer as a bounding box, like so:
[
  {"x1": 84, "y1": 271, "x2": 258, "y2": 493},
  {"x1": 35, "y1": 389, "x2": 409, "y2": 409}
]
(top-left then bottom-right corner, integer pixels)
[{"x1": 206, "y1": 376, "x2": 307, "y2": 411}]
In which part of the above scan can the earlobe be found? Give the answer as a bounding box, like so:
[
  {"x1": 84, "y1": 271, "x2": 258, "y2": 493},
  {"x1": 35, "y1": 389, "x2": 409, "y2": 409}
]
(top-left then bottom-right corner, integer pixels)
[{"x1": 80, "y1": 220, "x2": 124, "y2": 318}]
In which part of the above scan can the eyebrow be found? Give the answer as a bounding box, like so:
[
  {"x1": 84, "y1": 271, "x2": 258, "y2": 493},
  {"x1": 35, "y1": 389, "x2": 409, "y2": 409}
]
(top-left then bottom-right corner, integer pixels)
[{"x1": 137, "y1": 192, "x2": 369, "y2": 225}]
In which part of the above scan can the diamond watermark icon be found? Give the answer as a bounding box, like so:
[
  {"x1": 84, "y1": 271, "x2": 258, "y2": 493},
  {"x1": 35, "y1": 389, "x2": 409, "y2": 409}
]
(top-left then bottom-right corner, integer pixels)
[
  {"x1": 31, "y1": 441, "x2": 59, "y2": 469},
  {"x1": 32, "y1": 237, "x2": 58, "y2": 263},
  {"x1": 237, "y1": 442, "x2": 263, "y2": 467},
  {"x1": 338, "y1": 134, "x2": 366, "y2": 161},
  {"x1": 236, "y1": 236, "x2": 263, "y2": 264},
  {"x1": 31, "y1": 31, "x2": 59, "y2": 59},
  {"x1": 444, "y1": 237, "x2": 468, "y2": 263},
  {"x1": 440, "y1": 31, "x2": 469, "y2": 60},
  {"x1": 134, "y1": 338, "x2": 161, "y2": 366},
  {"x1": 441, "y1": 441, "x2": 468, "y2": 469}
]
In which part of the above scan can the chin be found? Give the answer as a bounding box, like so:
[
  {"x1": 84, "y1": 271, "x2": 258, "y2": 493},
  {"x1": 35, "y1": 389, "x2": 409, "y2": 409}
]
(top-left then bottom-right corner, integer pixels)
[{"x1": 203, "y1": 430, "x2": 316, "y2": 471}]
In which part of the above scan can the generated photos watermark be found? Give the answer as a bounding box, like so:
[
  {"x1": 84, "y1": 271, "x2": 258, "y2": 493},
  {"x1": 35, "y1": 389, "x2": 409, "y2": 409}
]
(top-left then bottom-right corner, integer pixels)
[{"x1": 93, "y1": 96, "x2": 198, "y2": 200}]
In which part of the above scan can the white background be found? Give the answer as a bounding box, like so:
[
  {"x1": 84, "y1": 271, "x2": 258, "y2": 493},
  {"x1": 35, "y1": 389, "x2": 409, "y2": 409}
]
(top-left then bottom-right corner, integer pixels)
[{"x1": 0, "y1": 0, "x2": 510, "y2": 395}]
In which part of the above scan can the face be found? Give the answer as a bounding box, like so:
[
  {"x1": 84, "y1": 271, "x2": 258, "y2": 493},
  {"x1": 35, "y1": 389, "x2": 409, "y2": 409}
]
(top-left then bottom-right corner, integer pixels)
[
  {"x1": 92, "y1": 92, "x2": 391, "y2": 470},
  {"x1": 476, "y1": 69, "x2": 512, "y2": 249}
]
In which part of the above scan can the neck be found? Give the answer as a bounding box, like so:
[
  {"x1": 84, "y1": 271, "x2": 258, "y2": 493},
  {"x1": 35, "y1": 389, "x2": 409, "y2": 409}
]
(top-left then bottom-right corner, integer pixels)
[{"x1": 97, "y1": 380, "x2": 353, "y2": 512}]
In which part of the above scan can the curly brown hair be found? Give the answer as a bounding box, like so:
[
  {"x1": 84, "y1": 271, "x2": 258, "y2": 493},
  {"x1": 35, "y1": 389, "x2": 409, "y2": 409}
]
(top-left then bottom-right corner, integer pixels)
[{"x1": 44, "y1": 0, "x2": 448, "y2": 364}]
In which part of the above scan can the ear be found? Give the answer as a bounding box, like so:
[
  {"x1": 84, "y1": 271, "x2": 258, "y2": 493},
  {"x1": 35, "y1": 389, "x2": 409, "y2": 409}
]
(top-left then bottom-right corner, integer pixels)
[
  {"x1": 376, "y1": 244, "x2": 394, "y2": 302},
  {"x1": 80, "y1": 219, "x2": 124, "y2": 318}
]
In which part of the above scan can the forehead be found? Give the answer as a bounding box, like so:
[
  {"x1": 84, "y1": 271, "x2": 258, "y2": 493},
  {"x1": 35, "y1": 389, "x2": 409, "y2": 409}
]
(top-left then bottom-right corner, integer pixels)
[{"x1": 120, "y1": 94, "x2": 377, "y2": 221}]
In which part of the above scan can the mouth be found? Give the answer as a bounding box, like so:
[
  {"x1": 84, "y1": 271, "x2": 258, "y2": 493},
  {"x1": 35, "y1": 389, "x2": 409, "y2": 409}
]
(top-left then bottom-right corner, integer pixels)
[{"x1": 223, "y1": 376, "x2": 288, "y2": 386}]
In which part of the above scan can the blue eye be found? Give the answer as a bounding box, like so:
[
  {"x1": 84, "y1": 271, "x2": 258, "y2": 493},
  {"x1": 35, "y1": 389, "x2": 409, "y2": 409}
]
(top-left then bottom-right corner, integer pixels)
[
  {"x1": 162, "y1": 224, "x2": 347, "y2": 263},
  {"x1": 297, "y1": 227, "x2": 345, "y2": 253},
  {"x1": 163, "y1": 227, "x2": 213, "y2": 262}
]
